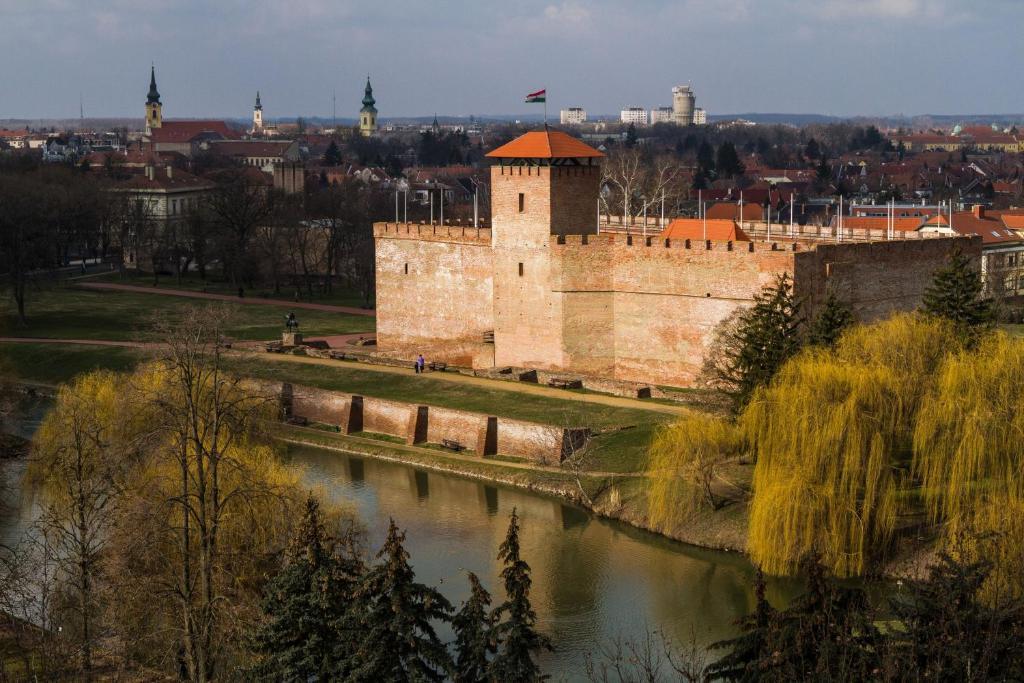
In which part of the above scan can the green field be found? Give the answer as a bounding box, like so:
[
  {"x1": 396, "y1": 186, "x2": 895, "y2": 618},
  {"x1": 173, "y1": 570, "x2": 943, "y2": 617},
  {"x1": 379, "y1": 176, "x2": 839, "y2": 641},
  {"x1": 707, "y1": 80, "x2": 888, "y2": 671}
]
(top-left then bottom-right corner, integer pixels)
[
  {"x1": 87, "y1": 271, "x2": 371, "y2": 309},
  {"x1": 0, "y1": 286, "x2": 374, "y2": 342}
]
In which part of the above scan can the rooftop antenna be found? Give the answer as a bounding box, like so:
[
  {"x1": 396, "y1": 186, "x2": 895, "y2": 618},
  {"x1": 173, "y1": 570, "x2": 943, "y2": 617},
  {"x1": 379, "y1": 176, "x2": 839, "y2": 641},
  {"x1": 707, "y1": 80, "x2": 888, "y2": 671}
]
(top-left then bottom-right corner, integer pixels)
[
  {"x1": 79, "y1": 92, "x2": 83, "y2": 124},
  {"x1": 332, "y1": 89, "x2": 336, "y2": 130}
]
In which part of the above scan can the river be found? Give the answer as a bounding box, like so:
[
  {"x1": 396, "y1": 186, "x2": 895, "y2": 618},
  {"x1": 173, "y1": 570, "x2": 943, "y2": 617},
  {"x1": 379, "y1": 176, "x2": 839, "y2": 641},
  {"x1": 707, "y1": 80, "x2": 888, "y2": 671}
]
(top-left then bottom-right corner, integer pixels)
[{"x1": 4, "y1": 397, "x2": 803, "y2": 680}]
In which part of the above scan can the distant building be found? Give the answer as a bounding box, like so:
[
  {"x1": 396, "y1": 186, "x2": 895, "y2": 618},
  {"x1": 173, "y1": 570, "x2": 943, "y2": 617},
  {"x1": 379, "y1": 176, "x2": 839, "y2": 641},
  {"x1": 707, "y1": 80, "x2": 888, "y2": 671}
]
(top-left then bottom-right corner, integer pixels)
[
  {"x1": 650, "y1": 107, "x2": 674, "y2": 124},
  {"x1": 251, "y1": 91, "x2": 263, "y2": 135},
  {"x1": 620, "y1": 107, "x2": 648, "y2": 126},
  {"x1": 560, "y1": 107, "x2": 587, "y2": 125},
  {"x1": 202, "y1": 139, "x2": 300, "y2": 172},
  {"x1": 672, "y1": 85, "x2": 695, "y2": 125},
  {"x1": 360, "y1": 77, "x2": 378, "y2": 137},
  {"x1": 145, "y1": 65, "x2": 162, "y2": 135},
  {"x1": 693, "y1": 108, "x2": 707, "y2": 125}
]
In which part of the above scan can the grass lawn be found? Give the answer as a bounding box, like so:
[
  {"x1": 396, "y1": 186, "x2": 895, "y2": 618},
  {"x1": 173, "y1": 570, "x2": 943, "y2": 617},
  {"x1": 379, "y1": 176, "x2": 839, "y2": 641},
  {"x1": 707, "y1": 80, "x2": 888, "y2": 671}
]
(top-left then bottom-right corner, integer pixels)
[
  {"x1": 88, "y1": 270, "x2": 372, "y2": 309},
  {"x1": 230, "y1": 356, "x2": 670, "y2": 431},
  {"x1": 0, "y1": 286, "x2": 374, "y2": 342},
  {"x1": 0, "y1": 343, "x2": 141, "y2": 384}
]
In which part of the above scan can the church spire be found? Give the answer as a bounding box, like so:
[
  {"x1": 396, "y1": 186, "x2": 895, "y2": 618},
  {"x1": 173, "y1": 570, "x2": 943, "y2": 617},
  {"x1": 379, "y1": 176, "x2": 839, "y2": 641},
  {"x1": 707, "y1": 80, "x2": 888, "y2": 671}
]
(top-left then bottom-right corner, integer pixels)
[
  {"x1": 147, "y1": 64, "x2": 160, "y2": 105},
  {"x1": 361, "y1": 76, "x2": 376, "y2": 110},
  {"x1": 255, "y1": 90, "x2": 262, "y2": 110}
]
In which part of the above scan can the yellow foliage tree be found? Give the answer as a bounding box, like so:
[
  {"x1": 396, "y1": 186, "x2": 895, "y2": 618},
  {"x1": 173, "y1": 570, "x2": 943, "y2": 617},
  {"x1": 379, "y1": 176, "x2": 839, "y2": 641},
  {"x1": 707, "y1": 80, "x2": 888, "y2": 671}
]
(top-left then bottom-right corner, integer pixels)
[
  {"x1": 745, "y1": 314, "x2": 960, "y2": 577},
  {"x1": 645, "y1": 413, "x2": 745, "y2": 533},
  {"x1": 913, "y1": 331, "x2": 1024, "y2": 598}
]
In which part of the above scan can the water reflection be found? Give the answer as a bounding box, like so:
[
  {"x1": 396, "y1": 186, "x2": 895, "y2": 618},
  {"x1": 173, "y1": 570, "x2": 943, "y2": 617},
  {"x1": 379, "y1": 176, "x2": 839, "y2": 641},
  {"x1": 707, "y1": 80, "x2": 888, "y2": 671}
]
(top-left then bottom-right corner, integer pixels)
[{"x1": 287, "y1": 444, "x2": 802, "y2": 678}]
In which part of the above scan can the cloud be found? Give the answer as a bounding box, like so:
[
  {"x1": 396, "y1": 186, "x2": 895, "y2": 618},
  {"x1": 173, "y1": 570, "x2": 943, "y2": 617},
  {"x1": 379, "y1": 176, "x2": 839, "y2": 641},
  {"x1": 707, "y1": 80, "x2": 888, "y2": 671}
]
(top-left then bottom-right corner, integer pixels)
[{"x1": 805, "y1": 0, "x2": 971, "y2": 22}]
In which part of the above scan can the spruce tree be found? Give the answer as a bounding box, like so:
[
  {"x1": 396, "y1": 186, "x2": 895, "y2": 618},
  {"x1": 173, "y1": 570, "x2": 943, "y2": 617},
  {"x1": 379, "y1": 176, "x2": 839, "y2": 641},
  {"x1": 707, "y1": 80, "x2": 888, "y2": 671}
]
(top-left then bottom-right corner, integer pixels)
[
  {"x1": 452, "y1": 571, "x2": 498, "y2": 683},
  {"x1": 323, "y1": 140, "x2": 342, "y2": 167},
  {"x1": 489, "y1": 508, "x2": 551, "y2": 682},
  {"x1": 921, "y1": 246, "x2": 992, "y2": 344},
  {"x1": 806, "y1": 289, "x2": 854, "y2": 348},
  {"x1": 714, "y1": 273, "x2": 803, "y2": 412},
  {"x1": 888, "y1": 554, "x2": 1024, "y2": 681},
  {"x1": 708, "y1": 568, "x2": 776, "y2": 682},
  {"x1": 349, "y1": 519, "x2": 453, "y2": 682},
  {"x1": 249, "y1": 496, "x2": 364, "y2": 682}
]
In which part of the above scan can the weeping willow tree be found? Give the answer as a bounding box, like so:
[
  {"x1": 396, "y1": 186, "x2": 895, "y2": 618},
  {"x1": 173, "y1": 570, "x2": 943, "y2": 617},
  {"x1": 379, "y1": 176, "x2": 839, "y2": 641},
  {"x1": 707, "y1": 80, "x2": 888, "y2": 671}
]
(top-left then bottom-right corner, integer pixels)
[
  {"x1": 645, "y1": 413, "x2": 745, "y2": 534},
  {"x1": 745, "y1": 314, "x2": 960, "y2": 577},
  {"x1": 913, "y1": 331, "x2": 1024, "y2": 599}
]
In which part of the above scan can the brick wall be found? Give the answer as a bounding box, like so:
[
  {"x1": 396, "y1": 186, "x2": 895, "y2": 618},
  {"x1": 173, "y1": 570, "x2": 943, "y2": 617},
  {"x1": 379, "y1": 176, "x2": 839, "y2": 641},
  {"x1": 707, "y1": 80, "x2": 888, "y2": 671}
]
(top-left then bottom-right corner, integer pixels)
[{"x1": 374, "y1": 224, "x2": 495, "y2": 367}]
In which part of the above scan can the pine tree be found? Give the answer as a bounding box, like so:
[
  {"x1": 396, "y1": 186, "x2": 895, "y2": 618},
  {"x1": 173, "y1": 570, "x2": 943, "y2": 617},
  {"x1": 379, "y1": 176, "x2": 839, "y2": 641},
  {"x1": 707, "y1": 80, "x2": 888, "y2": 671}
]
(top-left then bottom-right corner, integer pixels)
[
  {"x1": 716, "y1": 142, "x2": 745, "y2": 178},
  {"x1": 625, "y1": 123, "x2": 637, "y2": 148},
  {"x1": 452, "y1": 571, "x2": 498, "y2": 683},
  {"x1": 888, "y1": 554, "x2": 1024, "y2": 681},
  {"x1": 759, "y1": 559, "x2": 882, "y2": 682},
  {"x1": 713, "y1": 273, "x2": 804, "y2": 412},
  {"x1": 323, "y1": 140, "x2": 342, "y2": 167},
  {"x1": 804, "y1": 137, "x2": 820, "y2": 161},
  {"x1": 489, "y1": 508, "x2": 552, "y2": 682},
  {"x1": 349, "y1": 519, "x2": 453, "y2": 682},
  {"x1": 249, "y1": 496, "x2": 364, "y2": 682},
  {"x1": 921, "y1": 246, "x2": 992, "y2": 344},
  {"x1": 697, "y1": 140, "x2": 716, "y2": 175},
  {"x1": 806, "y1": 289, "x2": 854, "y2": 348},
  {"x1": 708, "y1": 568, "x2": 776, "y2": 681}
]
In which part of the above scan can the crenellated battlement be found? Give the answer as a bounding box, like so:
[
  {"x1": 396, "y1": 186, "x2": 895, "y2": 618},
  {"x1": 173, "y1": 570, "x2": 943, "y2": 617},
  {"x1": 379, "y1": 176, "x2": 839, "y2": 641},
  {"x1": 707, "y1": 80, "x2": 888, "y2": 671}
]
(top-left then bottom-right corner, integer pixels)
[
  {"x1": 552, "y1": 230, "x2": 949, "y2": 255},
  {"x1": 493, "y1": 164, "x2": 600, "y2": 178},
  {"x1": 374, "y1": 221, "x2": 493, "y2": 244}
]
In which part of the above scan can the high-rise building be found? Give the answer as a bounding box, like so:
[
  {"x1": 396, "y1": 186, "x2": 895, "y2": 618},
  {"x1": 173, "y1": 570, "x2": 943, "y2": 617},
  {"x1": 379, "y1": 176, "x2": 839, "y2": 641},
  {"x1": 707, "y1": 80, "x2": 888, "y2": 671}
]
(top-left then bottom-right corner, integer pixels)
[
  {"x1": 560, "y1": 107, "x2": 587, "y2": 125},
  {"x1": 672, "y1": 85, "x2": 695, "y2": 126},
  {"x1": 145, "y1": 65, "x2": 162, "y2": 135},
  {"x1": 620, "y1": 107, "x2": 648, "y2": 126},
  {"x1": 693, "y1": 108, "x2": 707, "y2": 125},
  {"x1": 359, "y1": 77, "x2": 378, "y2": 137},
  {"x1": 251, "y1": 91, "x2": 263, "y2": 135},
  {"x1": 650, "y1": 107, "x2": 674, "y2": 124}
]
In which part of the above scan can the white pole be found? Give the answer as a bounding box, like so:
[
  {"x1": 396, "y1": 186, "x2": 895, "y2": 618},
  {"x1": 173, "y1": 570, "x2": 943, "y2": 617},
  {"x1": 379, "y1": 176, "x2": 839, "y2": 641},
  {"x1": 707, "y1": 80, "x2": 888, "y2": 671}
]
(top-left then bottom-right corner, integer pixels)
[
  {"x1": 739, "y1": 191, "x2": 744, "y2": 231},
  {"x1": 660, "y1": 192, "x2": 665, "y2": 226},
  {"x1": 838, "y1": 195, "x2": 843, "y2": 241},
  {"x1": 440, "y1": 187, "x2": 444, "y2": 225},
  {"x1": 404, "y1": 191, "x2": 408, "y2": 223},
  {"x1": 643, "y1": 201, "x2": 647, "y2": 237},
  {"x1": 395, "y1": 189, "x2": 399, "y2": 222},
  {"x1": 767, "y1": 193, "x2": 772, "y2": 241},
  {"x1": 790, "y1": 192, "x2": 794, "y2": 237},
  {"x1": 698, "y1": 189, "x2": 702, "y2": 219},
  {"x1": 703, "y1": 201, "x2": 707, "y2": 241},
  {"x1": 596, "y1": 198, "x2": 600, "y2": 234},
  {"x1": 430, "y1": 191, "x2": 434, "y2": 224},
  {"x1": 474, "y1": 190, "x2": 479, "y2": 228}
]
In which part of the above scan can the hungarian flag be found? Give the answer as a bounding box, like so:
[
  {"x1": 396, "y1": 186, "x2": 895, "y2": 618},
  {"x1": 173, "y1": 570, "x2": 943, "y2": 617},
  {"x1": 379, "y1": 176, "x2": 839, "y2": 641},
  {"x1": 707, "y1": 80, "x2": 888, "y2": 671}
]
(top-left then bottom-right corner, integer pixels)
[{"x1": 524, "y1": 88, "x2": 546, "y2": 103}]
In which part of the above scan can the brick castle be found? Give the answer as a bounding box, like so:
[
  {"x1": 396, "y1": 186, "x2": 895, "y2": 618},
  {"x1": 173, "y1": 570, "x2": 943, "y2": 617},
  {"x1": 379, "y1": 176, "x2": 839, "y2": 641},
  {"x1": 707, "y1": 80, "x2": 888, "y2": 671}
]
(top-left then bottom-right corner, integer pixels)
[{"x1": 373, "y1": 130, "x2": 977, "y2": 388}]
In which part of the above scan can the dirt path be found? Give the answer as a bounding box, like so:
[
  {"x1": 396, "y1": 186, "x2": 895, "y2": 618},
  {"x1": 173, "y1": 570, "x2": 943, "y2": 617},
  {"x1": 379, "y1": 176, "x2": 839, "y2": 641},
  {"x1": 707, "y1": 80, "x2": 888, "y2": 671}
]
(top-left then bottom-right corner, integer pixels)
[
  {"x1": 77, "y1": 282, "x2": 376, "y2": 317},
  {"x1": 0, "y1": 337, "x2": 684, "y2": 416},
  {"x1": 279, "y1": 429, "x2": 634, "y2": 479},
  {"x1": 237, "y1": 349, "x2": 687, "y2": 416}
]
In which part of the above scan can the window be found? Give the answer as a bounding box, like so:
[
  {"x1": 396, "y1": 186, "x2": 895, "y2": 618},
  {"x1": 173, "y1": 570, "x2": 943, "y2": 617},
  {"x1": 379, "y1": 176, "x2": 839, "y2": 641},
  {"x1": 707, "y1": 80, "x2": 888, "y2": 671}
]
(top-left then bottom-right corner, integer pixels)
[
  {"x1": 404, "y1": 263, "x2": 408, "y2": 274},
  {"x1": 518, "y1": 193, "x2": 525, "y2": 213},
  {"x1": 518, "y1": 262, "x2": 524, "y2": 277}
]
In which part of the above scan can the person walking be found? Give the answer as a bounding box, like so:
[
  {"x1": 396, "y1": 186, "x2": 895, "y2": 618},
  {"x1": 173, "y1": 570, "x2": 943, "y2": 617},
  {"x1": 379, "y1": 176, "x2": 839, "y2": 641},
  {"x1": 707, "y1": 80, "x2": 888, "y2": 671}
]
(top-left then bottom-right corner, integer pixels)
[
  {"x1": 417, "y1": 354, "x2": 425, "y2": 373},
  {"x1": 414, "y1": 354, "x2": 421, "y2": 374}
]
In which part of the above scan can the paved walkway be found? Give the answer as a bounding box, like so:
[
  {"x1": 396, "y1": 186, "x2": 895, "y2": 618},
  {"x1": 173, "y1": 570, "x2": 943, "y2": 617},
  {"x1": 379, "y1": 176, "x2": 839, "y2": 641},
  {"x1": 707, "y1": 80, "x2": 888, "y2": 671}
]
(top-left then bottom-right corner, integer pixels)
[{"x1": 77, "y1": 282, "x2": 376, "y2": 317}]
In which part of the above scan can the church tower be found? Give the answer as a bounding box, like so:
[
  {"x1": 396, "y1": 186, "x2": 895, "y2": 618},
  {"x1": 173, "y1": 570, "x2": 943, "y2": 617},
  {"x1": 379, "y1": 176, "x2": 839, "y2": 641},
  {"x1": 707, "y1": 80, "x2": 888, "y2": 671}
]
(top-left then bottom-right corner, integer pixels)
[
  {"x1": 145, "y1": 65, "x2": 162, "y2": 135},
  {"x1": 359, "y1": 77, "x2": 378, "y2": 137},
  {"x1": 252, "y1": 91, "x2": 264, "y2": 135}
]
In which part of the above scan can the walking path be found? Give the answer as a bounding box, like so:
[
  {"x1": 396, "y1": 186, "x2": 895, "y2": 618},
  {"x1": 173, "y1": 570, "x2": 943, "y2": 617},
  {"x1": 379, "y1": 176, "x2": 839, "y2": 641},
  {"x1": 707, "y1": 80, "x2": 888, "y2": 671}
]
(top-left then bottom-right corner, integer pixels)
[
  {"x1": 279, "y1": 429, "x2": 633, "y2": 479},
  {"x1": 76, "y1": 282, "x2": 376, "y2": 317},
  {"x1": 0, "y1": 337, "x2": 684, "y2": 416}
]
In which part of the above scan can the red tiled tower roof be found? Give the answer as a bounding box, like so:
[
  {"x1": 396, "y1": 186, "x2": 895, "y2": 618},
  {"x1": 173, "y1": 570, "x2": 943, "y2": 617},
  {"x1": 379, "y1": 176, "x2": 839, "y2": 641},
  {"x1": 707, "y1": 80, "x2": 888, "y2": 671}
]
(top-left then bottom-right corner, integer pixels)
[{"x1": 486, "y1": 129, "x2": 604, "y2": 159}]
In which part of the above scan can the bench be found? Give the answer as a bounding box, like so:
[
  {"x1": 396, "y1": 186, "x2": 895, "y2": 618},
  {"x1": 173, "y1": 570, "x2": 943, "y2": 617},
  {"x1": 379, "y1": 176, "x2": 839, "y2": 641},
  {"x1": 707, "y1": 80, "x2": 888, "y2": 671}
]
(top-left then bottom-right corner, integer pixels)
[
  {"x1": 328, "y1": 350, "x2": 347, "y2": 361},
  {"x1": 286, "y1": 415, "x2": 309, "y2": 426},
  {"x1": 441, "y1": 438, "x2": 465, "y2": 452},
  {"x1": 429, "y1": 361, "x2": 448, "y2": 372}
]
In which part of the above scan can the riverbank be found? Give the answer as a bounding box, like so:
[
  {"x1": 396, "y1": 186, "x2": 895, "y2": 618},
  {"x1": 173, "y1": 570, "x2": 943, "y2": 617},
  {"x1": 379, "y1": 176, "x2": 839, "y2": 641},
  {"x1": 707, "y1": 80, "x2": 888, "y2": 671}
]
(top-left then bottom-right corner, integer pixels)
[{"x1": 276, "y1": 423, "x2": 751, "y2": 554}]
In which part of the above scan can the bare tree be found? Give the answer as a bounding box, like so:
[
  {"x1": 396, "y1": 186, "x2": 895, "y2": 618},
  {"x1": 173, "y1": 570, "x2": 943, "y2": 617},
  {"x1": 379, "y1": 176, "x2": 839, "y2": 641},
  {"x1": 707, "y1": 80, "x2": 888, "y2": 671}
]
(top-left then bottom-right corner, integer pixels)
[
  {"x1": 584, "y1": 629, "x2": 709, "y2": 683},
  {"x1": 205, "y1": 170, "x2": 273, "y2": 288},
  {"x1": 601, "y1": 149, "x2": 689, "y2": 225}
]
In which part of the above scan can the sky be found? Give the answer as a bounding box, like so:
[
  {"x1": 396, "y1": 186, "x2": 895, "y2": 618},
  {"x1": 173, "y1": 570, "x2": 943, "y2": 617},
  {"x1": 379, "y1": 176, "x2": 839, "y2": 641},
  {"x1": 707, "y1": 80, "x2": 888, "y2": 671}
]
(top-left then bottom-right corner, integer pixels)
[{"x1": 2, "y1": 0, "x2": 1022, "y2": 120}]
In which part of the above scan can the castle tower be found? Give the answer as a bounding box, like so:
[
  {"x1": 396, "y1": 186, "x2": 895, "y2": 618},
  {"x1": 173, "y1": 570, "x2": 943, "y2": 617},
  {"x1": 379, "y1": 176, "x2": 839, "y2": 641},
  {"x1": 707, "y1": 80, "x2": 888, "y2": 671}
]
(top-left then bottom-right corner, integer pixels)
[
  {"x1": 359, "y1": 77, "x2": 378, "y2": 137},
  {"x1": 252, "y1": 91, "x2": 264, "y2": 135},
  {"x1": 485, "y1": 130, "x2": 604, "y2": 369},
  {"x1": 145, "y1": 65, "x2": 162, "y2": 135}
]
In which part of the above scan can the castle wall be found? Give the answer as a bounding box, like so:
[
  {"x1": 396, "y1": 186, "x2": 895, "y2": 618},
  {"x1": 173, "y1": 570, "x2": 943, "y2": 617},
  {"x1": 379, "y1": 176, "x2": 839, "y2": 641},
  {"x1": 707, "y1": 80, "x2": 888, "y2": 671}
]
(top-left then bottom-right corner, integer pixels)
[
  {"x1": 374, "y1": 224, "x2": 495, "y2": 367},
  {"x1": 793, "y1": 236, "x2": 977, "y2": 320}
]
